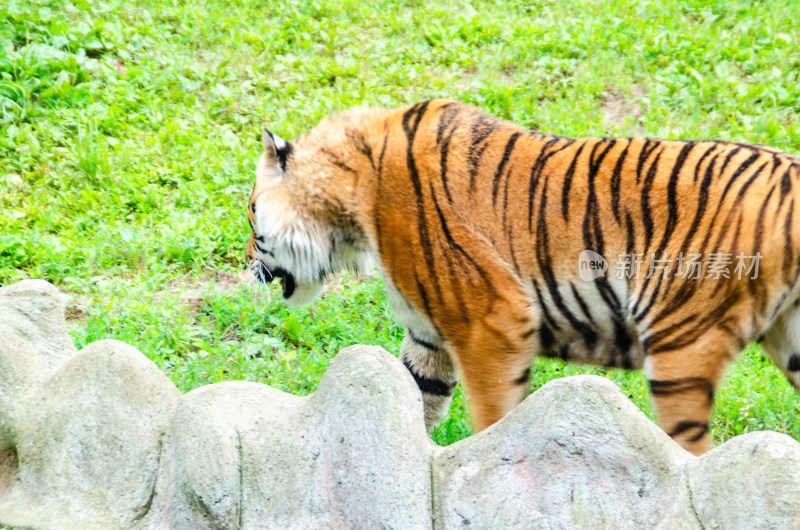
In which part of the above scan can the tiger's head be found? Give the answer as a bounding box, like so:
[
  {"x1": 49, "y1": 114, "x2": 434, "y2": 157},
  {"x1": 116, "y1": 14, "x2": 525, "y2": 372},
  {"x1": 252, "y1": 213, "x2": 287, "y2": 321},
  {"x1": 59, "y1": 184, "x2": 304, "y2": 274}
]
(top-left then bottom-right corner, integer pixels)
[{"x1": 245, "y1": 122, "x2": 371, "y2": 306}]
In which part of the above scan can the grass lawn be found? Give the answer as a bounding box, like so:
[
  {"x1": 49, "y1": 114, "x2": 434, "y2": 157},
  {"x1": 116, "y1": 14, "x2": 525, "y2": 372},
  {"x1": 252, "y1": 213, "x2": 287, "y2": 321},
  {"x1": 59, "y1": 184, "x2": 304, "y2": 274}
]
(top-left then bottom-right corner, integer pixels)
[{"x1": 2, "y1": 0, "x2": 799, "y2": 447}]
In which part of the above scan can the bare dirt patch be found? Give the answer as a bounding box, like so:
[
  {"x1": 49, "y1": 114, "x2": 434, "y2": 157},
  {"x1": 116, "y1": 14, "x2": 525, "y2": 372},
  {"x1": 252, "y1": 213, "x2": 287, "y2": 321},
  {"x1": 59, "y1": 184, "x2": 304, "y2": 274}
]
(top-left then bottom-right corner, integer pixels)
[
  {"x1": 59, "y1": 271, "x2": 255, "y2": 324},
  {"x1": 158, "y1": 270, "x2": 253, "y2": 315},
  {"x1": 0, "y1": 446, "x2": 18, "y2": 501},
  {"x1": 602, "y1": 87, "x2": 646, "y2": 136},
  {"x1": 64, "y1": 304, "x2": 88, "y2": 323}
]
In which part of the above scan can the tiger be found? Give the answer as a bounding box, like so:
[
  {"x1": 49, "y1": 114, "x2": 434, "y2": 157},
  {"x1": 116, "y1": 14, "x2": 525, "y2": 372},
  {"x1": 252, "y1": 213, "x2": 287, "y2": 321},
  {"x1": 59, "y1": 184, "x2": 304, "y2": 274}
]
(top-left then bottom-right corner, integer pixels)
[{"x1": 245, "y1": 99, "x2": 800, "y2": 455}]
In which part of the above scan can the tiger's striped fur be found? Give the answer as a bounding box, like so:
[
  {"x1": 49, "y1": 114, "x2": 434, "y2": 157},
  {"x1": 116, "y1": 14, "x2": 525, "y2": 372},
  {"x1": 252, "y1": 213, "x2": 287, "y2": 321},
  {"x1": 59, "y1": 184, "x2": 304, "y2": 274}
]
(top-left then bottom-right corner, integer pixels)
[{"x1": 246, "y1": 100, "x2": 800, "y2": 455}]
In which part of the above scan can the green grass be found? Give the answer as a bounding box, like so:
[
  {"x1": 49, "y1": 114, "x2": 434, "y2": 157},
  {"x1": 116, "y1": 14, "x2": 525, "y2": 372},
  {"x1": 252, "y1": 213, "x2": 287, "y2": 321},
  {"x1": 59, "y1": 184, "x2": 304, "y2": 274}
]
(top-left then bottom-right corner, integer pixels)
[{"x1": 2, "y1": 0, "x2": 799, "y2": 447}]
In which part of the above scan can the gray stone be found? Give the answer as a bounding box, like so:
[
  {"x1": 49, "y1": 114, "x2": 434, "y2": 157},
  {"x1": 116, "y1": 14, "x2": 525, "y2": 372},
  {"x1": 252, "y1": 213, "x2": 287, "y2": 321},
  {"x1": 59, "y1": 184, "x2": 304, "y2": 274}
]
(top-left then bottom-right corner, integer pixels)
[
  {"x1": 0, "y1": 280, "x2": 77, "y2": 453},
  {"x1": 687, "y1": 431, "x2": 800, "y2": 529},
  {"x1": 0, "y1": 339, "x2": 180, "y2": 529},
  {"x1": 432, "y1": 375, "x2": 692, "y2": 529},
  {"x1": 139, "y1": 345, "x2": 433, "y2": 529}
]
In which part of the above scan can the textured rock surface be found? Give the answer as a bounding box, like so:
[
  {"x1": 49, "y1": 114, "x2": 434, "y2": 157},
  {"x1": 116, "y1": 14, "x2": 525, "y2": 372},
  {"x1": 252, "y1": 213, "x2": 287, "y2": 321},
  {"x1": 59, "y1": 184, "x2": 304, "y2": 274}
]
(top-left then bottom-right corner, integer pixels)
[
  {"x1": 139, "y1": 347, "x2": 433, "y2": 529},
  {"x1": 0, "y1": 280, "x2": 77, "y2": 454},
  {"x1": 1, "y1": 279, "x2": 799, "y2": 529},
  {"x1": 687, "y1": 431, "x2": 800, "y2": 529},
  {"x1": 2, "y1": 340, "x2": 180, "y2": 529},
  {"x1": 432, "y1": 376, "x2": 693, "y2": 528}
]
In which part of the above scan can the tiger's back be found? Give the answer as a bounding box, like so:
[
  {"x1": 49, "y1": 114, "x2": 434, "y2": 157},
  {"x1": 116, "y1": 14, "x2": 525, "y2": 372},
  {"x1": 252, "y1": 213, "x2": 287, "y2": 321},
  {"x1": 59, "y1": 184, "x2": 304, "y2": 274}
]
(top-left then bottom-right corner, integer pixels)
[{"x1": 246, "y1": 99, "x2": 800, "y2": 454}]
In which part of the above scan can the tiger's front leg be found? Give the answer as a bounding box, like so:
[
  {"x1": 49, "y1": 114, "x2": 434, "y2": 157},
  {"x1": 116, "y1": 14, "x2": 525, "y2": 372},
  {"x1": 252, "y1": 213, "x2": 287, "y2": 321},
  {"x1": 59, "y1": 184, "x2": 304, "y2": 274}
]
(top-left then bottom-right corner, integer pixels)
[
  {"x1": 400, "y1": 328, "x2": 458, "y2": 431},
  {"x1": 448, "y1": 308, "x2": 538, "y2": 432}
]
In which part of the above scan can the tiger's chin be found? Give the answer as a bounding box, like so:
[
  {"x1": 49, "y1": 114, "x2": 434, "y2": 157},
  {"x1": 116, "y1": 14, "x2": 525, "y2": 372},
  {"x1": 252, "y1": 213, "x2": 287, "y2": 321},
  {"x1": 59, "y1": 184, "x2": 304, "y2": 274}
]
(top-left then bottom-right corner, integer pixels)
[
  {"x1": 283, "y1": 280, "x2": 324, "y2": 306},
  {"x1": 251, "y1": 261, "x2": 325, "y2": 306}
]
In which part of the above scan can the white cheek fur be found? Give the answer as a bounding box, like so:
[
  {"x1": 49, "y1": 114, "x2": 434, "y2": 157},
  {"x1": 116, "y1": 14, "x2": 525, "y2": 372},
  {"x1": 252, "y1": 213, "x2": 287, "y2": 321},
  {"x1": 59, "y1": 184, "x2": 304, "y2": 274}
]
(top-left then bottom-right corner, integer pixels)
[
  {"x1": 254, "y1": 211, "x2": 332, "y2": 284},
  {"x1": 251, "y1": 197, "x2": 371, "y2": 299}
]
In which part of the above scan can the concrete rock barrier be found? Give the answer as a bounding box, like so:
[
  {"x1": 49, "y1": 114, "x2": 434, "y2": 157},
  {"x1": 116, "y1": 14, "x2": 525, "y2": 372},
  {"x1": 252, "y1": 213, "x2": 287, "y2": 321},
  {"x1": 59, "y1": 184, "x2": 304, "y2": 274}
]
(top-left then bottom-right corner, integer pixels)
[{"x1": 0, "y1": 280, "x2": 798, "y2": 529}]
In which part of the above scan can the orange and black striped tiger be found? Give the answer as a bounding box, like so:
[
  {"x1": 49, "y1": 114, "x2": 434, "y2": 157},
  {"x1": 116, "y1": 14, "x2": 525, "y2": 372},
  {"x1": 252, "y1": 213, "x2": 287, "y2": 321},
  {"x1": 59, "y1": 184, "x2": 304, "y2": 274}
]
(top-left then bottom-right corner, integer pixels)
[{"x1": 245, "y1": 100, "x2": 800, "y2": 455}]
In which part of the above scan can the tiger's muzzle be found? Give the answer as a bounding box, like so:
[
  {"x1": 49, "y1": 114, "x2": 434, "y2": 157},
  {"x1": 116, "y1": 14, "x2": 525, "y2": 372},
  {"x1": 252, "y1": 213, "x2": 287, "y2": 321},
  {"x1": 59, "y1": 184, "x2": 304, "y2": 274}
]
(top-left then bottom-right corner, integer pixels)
[{"x1": 254, "y1": 262, "x2": 296, "y2": 299}]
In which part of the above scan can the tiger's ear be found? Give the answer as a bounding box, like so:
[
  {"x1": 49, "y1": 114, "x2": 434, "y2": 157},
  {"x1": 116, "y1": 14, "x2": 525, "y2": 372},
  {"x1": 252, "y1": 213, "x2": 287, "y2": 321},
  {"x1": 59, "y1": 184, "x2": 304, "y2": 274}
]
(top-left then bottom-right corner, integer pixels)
[{"x1": 262, "y1": 128, "x2": 291, "y2": 171}]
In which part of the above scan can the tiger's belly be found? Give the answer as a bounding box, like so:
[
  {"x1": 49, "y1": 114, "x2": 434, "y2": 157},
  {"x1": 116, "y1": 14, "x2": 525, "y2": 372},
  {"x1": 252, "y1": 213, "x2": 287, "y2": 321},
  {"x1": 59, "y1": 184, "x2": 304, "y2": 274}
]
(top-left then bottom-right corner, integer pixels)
[
  {"x1": 383, "y1": 278, "x2": 442, "y2": 343},
  {"x1": 531, "y1": 278, "x2": 644, "y2": 370},
  {"x1": 538, "y1": 327, "x2": 645, "y2": 370},
  {"x1": 385, "y1": 266, "x2": 645, "y2": 370}
]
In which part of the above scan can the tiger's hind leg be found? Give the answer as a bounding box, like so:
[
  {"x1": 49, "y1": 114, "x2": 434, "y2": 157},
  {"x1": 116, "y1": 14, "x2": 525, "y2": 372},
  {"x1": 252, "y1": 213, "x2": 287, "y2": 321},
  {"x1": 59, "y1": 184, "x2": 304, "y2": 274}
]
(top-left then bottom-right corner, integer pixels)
[
  {"x1": 760, "y1": 301, "x2": 800, "y2": 392},
  {"x1": 645, "y1": 328, "x2": 737, "y2": 455},
  {"x1": 400, "y1": 328, "x2": 458, "y2": 432}
]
